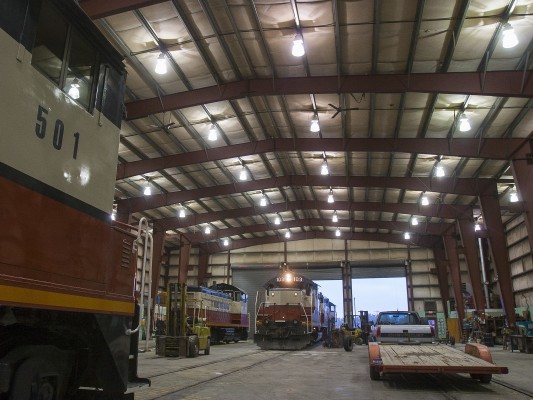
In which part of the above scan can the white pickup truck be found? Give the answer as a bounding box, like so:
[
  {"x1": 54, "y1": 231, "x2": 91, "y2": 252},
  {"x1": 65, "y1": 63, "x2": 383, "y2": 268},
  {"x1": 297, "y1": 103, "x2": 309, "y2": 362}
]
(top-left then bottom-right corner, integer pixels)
[{"x1": 374, "y1": 311, "x2": 434, "y2": 344}]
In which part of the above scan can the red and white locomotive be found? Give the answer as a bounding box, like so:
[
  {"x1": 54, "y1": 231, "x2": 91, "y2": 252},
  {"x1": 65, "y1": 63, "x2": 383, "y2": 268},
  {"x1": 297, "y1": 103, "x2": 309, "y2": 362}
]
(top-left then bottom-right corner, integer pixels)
[
  {"x1": 0, "y1": 0, "x2": 147, "y2": 398},
  {"x1": 254, "y1": 265, "x2": 336, "y2": 350}
]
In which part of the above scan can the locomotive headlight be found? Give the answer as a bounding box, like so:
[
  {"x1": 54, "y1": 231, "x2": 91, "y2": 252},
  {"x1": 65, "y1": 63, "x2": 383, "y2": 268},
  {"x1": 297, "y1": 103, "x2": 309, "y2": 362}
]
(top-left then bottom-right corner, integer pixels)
[
  {"x1": 294, "y1": 292, "x2": 298, "y2": 296},
  {"x1": 284, "y1": 272, "x2": 292, "y2": 281}
]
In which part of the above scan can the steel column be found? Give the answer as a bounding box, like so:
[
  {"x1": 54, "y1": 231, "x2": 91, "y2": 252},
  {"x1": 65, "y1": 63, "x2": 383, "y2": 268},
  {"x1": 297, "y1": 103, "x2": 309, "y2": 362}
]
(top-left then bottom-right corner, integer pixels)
[
  {"x1": 197, "y1": 247, "x2": 209, "y2": 286},
  {"x1": 342, "y1": 259, "x2": 353, "y2": 329},
  {"x1": 178, "y1": 234, "x2": 191, "y2": 284},
  {"x1": 457, "y1": 218, "x2": 486, "y2": 311},
  {"x1": 150, "y1": 227, "x2": 165, "y2": 304},
  {"x1": 432, "y1": 240, "x2": 450, "y2": 319},
  {"x1": 510, "y1": 139, "x2": 533, "y2": 255},
  {"x1": 443, "y1": 233, "x2": 465, "y2": 325},
  {"x1": 479, "y1": 193, "x2": 516, "y2": 326}
]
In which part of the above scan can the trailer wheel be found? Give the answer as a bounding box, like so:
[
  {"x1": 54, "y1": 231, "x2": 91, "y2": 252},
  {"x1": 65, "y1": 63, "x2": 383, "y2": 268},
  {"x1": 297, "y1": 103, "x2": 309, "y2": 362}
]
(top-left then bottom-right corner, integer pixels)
[
  {"x1": 354, "y1": 337, "x2": 364, "y2": 346},
  {"x1": 343, "y1": 336, "x2": 353, "y2": 351},
  {"x1": 470, "y1": 373, "x2": 492, "y2": 383},
  {"x1": 369, "y1": 366, "x2": 380, "y2": 380}
]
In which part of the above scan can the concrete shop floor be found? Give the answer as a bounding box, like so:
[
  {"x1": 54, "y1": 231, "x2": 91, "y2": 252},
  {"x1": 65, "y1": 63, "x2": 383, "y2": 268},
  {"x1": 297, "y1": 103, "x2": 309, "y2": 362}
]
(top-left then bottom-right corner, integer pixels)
[{"x1": 134, "y1": 339, "x2": 533, "y2": 400}]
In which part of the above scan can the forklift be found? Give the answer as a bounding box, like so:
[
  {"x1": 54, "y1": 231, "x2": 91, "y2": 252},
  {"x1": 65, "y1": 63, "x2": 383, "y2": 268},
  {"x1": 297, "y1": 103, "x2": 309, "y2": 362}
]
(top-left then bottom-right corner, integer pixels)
[
  {"x1": 156, "y1": 283, "x2": 211, "y2": 357},
  {"x1": 342, "y1": 311, "x2": 370, "y2": 351}
]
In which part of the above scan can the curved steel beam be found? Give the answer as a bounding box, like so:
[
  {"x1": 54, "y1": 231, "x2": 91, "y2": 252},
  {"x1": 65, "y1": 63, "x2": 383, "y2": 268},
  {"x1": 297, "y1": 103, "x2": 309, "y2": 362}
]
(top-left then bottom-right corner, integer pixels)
[
  {"x1": 125, "y1": 72, "x2": 533, "y2": 120},
  {"x1": 117, "y1": 175, "x2": 497, "y2": 214},
  {"x1": 194, "y1": 231, "x2": 441, "y2": 254},
  {"x1": 152, "y1": 200, "x2": 472, "y2": 231},
  {"x1": 116, "y1": 138, "x2": 526, "y2": 180},
  {"x1": 170, "y1": 218, "x2": 453, "y2": 244},
  {"x1": 80, "y1": 0, "x2": 167, "y2": 19}
]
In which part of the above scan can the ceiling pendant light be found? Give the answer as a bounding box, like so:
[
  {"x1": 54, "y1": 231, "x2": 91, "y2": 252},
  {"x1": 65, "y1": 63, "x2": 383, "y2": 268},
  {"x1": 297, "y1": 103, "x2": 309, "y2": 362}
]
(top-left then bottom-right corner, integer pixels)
[
  {"x1": 510, "y1": 191, "x2": 519, "y2": 202},
  {"x1": 435, "y1": 165, "x2": 445, "y2": 177},
  {"x1": 321, "y1": 160, "x2": 329, "y2": 175},
  {"x1": 292, "y1": 35, "x2": 305, "y2": 57},
  {"x1": 411, "y1": 217, "x2": 419, "y2": 226},
  {"x1": 223, "y1": 238, "x2": 229, "y2": 246},
  {"x1": 204, "y1": 225, "x2": 211, "y2": 234},
  {"x1": 502, "y1": 23, "x2": 519, "y2": 48},
  {"x1": 155, "y1": 53, "x2": 167, "y2": 75},
  {"x1": 335, "y1": 228, "x2": 341, "y2": 237},
  {"x1": 143, "y1": 185, "x2": 152, "y2": 196},
  {"x1": 239, "y1": 166, "x2": 247, "y2": 181},
  {"x1": 260, "y1": 194, "x2": 267, "y2": 206},
  {"x1": 327, "y1": 189, "x2": 334, "y2": 203},
  {"x1": 208, "y1": 124, "x2": 217, "y2": 141},
  {"x1": 274, "y1": 215, "x2": 281, "y2": 225},
  {"x1": 474, "y1": 222, "x2": 481, "y2": 231},
  {"x1": 404, "y1": 232, "x2": 411, "y2": 240},
  {"x1": 178, "y1": 206, "x2": 186, "y2": 218},
  {"x1": 421, "y1": 195, "x2": 429, "y2": 206},
  {"x1": 332, "y1": 211, "x2": 338, "y2": 223},
  {"x1": 285, "y1": 230, "x2": 291, "y2": 239},
  {"x1": 68, "y1": 78, "x2": 80, "y2": 99},
  {"x1": 459, "y1": 115, "x2": 471, "y2": 132},
  {"x1": 310, "y1": 116, "x2": 320, "y2": 133}
]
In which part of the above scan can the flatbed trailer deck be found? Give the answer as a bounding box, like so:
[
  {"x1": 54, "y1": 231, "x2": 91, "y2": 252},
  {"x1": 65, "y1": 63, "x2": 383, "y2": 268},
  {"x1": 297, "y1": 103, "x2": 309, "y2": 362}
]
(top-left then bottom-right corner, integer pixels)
[{"x1": 368, "y1": 342, "x2": 508, "y2": 383}]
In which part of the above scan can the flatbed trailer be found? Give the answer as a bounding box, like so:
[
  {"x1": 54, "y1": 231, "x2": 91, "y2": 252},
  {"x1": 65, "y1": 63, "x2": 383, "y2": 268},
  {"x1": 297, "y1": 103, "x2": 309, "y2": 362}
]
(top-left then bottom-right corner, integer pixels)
[{"x1": 368, "y1": 342, "x2": 508, "y2": 383}]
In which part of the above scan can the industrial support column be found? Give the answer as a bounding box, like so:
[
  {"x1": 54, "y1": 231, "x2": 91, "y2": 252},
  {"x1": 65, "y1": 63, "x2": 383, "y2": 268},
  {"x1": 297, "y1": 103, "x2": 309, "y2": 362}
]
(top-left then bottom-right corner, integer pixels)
[
  {"x1": 510, "y1": 139, "x2": 533, "y2": 258},
  {"x1": 433, "y1": 241, "x2": 450, "y2": 319},
  {"x1": 197, "y1": 247, "x2": 209, "y2": 286},
  {"x1": 178, "y1": 234, "x2": 191, "y2": 284},
  {"x1": 443, "y1": 233, "x2": 465, "y2": 324},
  {"x1": 457, "y1": 218, "x2": 486, "y2": 311},
  {"x1": 342, "y1": 260, "x2": 353, "y2": 329},
  {"x1": 479, "y1": 191, "x2": 516, "y2": 326},
  {"x1": 150, "y1": 227, "x2": 165, "y2": 305}
]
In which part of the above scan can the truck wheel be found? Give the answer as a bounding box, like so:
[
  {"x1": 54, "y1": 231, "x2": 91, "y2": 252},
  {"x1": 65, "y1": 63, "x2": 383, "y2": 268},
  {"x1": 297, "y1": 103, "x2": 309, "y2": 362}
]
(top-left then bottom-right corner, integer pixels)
[
  {"x1": 369, "y1": 366, "x2": 380, "y2": 380},
  {"x1": 343, "y1": 336, "x2": 353, "y2": 352},
  {"x1": 354, "y1": 337, "x2": 364, "y2": 346}
]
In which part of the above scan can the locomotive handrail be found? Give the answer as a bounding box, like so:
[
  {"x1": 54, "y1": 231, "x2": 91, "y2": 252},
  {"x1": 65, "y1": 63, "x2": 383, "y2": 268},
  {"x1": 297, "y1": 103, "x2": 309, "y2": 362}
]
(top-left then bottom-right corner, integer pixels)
[{"x1": 126, "y1": 217, "x2": 153, "y2": 355}]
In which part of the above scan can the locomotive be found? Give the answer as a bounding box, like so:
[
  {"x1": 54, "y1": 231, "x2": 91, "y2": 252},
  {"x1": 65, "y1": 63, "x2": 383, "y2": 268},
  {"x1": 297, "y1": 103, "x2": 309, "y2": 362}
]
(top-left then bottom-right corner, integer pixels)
[
  {"x1": 0, "y1": 0, "x2": 148, "y2": 398},
  {"x1": 155, "y1": 283, "x2": 249, "y2": 344},
  {"x1": 254, "y1": 265, "x2": 336, "y2": 350}
]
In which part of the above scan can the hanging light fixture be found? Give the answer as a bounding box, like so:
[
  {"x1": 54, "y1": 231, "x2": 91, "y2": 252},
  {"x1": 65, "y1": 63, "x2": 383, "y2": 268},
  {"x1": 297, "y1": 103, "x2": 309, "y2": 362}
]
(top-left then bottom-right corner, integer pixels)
[
  {"x1": 68, "y1": 78, "x2": 80, "y2": 99},
  {"x1": 510, "y1": 191, "x2": 519, "y2": 202},
  {"x1": 435, "y1": 164, "x2": 445, "y2": 177},
  {"x1": 474, "y1": 222, "x2": 481, "y2": 231},
  {"x1": 335, "y1": 228, "x2": 341, "y2": 237},
  {"x1": 327, "y1": 189, "x2": 334, "y2": 203},
  {"x1": 292, "y1": 34, "x2": 305, "y2": 57},
  {"x1": 421, "y1": 195, "x2": 429, "y2": 206},
  {"x1": 502, "y1": 23, "x2": 519, "y2": 48},
  {"x1": 411, "y1": 217, "x2": 419, "y2": 226},
  {"x1": 310, "y1": 116, "x2": 320, "y2": 133},
  {"x1": 274, "y1": 215, "x2": 281, "y2": 225},
  {"x1": 208, "y1": 124, "x2": 217, "y2": 141},
  {"x1": 285, "y1": 230, "x2": 291, "y2": 239},
  {"x1": 260, "y1": 193, "x2": 267, "y2": 206},
  {"x1": 239, "y1": 166, "x2": 247, "y2": 181},
  {"x1": 178, "y1": 205, "x2": 186, "y2": 218},
  {"x1": 143, "y1": 185, "x2": 152, "y2": 196},
  {"x1": 223, "y1": 238, "x2": 229, "y2": 246},
  {"x1": 332, "y1": 211, "x2": 338, "y2": 223},
  {"x1": 111, "y1": 211, "x2": 116, "y2": 221},
  {"x1": 404, "y1": 232, "x2": 411, "y2": 240},
  {"x1": 321, "y1": 159, "x2": 329, "y2": 175},
  {"x1": 204, "y1": 225, "x2": 211, "y2": 234},
  {"x1": 155, "y1": 53, "x2": 167, "y2": 74},
  {"x1": 459, "y1": 115, "x2": 471, "y2": 132}
]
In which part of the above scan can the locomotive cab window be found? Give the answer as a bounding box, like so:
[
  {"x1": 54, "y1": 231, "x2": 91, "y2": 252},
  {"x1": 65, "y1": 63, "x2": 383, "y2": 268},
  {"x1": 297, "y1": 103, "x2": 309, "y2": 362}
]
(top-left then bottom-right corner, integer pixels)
[{"x1": 32, "y1": 0, "x2": 98, "y2": 111}]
